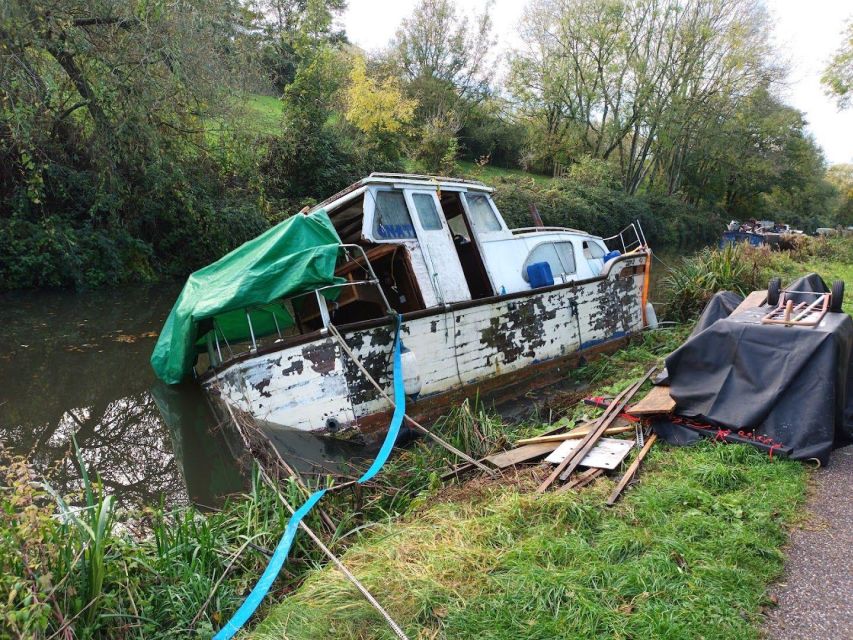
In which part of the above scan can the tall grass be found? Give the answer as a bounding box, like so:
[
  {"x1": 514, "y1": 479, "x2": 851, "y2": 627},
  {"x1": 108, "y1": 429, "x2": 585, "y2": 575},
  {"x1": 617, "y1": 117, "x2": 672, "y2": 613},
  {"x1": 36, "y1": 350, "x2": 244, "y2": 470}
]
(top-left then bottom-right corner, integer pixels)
[
  {"x1": 661, "y1": 243, "x2": 767, "y2": 321},
  {"x1": 0, "y1": 448, "x2": 328, "y2": 639},
  {"x1": 660, "y1": 236, "x2": 853, "y2": 320}
]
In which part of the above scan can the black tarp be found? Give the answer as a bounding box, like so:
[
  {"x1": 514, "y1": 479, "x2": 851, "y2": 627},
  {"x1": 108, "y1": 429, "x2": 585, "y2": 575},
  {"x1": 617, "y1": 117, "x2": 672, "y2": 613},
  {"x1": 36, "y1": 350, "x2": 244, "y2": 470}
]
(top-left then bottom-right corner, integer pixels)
[
  {"x1": 664, "y1": 274, "x2": 853, "y2": 465},
  {"x1": 691, "y1": 291, "x2": 744, "y2": 336}
]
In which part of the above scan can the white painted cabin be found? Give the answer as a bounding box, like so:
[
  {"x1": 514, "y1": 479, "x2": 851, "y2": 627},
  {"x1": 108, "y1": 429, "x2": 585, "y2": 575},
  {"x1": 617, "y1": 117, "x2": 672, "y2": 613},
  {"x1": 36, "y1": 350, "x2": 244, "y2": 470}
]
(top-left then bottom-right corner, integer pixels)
[{"x1": 199, "y1": 173, "x2": 651, "y2": 439}]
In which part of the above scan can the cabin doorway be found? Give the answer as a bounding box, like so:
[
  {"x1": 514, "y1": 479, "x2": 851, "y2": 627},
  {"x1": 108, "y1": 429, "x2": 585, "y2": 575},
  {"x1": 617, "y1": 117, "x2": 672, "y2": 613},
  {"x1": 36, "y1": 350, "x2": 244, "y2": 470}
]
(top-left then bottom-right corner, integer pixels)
[{"x1": 440, "y1": 192, "x2": 494, "y2": 299}]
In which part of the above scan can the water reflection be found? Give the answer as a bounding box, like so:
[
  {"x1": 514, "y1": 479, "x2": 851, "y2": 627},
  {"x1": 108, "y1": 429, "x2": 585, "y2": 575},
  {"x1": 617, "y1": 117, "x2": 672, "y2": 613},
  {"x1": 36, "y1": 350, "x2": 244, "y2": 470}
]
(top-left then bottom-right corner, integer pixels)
[
  {"x1": 0, "y1": 283, "x2": 379, "y2": 509},
  {"x1": 0, "y1": 284, "x2": 245, "y2": 508}
]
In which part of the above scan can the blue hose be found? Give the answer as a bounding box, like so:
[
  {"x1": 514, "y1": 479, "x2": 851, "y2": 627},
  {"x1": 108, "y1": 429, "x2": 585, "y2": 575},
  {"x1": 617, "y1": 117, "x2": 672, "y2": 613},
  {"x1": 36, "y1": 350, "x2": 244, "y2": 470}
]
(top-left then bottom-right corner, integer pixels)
[{"x1": 213, "y1": 315, "x2": 405, "y2": 639}]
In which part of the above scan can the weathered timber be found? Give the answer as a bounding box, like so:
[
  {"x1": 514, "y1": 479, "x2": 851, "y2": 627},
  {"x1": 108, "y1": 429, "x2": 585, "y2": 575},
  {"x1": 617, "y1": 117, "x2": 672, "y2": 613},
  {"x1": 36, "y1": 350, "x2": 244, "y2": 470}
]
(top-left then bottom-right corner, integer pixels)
[
  {"x1": 732, "y1": 290, "x2": 767, "y2": 315},
  {"x1": 556, "y1": 369, "x2": 655, "y2": 483},
  {"x1": 536, "y1": 369, "x2": 654, "y2": 493},
  {"x1": 606, "y1": 433, "x2": 658, "y2": 506},
  {"x1": 557, "y1": 467, "x2": 604, "y2": 493},
  {"x1": 516, "y1": 424, "x2": 633, "y2": 446},
  {"x1": 628, "y1": 385, "x2": 676, "y2": 416},
  {"x1": 485, "y1": 442, "x2": 558, "y2": 468}
]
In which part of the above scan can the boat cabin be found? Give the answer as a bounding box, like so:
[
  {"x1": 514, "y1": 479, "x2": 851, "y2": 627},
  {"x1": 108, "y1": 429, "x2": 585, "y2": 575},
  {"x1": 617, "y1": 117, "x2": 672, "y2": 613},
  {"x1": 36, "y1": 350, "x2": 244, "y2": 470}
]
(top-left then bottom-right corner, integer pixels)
[
  {"x1": 190, "y1": 173, "x2": 638, "y2": 377},
  {"x1": 310, "y1": 173, "x2": 611, "y2": 321}
]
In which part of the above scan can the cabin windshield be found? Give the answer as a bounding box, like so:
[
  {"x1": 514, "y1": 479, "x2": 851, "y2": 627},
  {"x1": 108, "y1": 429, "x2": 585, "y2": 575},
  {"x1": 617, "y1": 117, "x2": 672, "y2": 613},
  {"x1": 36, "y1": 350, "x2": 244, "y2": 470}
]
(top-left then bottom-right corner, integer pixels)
[{"x1": 465, "y1": 193, "x2": 503, "y2": 233}]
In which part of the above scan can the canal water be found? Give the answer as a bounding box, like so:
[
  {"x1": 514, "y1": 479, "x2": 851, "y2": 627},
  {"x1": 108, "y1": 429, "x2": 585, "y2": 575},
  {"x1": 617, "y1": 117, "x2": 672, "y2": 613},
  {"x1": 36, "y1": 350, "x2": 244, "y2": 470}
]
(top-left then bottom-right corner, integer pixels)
[{"x1": 0, "y1": 283, "x2": 368, "y2": 509}]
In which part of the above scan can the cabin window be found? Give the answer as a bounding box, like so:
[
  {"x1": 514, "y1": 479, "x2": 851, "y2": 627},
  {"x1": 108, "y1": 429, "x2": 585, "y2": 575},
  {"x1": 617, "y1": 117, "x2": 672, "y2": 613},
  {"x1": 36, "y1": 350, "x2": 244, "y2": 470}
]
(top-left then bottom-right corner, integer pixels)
[
  {"x1": 465, "y1": 193, "x2": 502, "y2": 233},
  {"x1": 583, "y1": 240, "x2": 605, "y2": 259},
  {"x1": 412, "y1": 193, "x2": 442, "y2": 230},
  {"x1": 372, "y1": 190, "x2": 416, "y2": 240},
  {"x1": 583, "y1": 240, "x2": 605, "y2": 275},
  {"x1": 523, "y1": 241, "x2": 576, "y2": 282}
]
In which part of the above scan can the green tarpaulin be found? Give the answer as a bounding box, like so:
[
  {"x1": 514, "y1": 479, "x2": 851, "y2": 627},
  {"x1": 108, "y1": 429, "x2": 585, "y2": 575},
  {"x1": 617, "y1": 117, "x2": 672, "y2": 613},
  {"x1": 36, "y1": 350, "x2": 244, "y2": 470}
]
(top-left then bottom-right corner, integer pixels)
[{"x1": 151, "y1": 210, "x2": 343, "y2": 384}]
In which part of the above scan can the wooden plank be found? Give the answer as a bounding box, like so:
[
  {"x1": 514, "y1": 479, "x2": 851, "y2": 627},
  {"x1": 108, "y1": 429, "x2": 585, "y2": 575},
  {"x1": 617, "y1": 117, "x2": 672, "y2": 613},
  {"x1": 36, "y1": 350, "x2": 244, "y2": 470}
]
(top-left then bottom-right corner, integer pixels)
[
  {"x1": 606, "y1": 433, "x2": 658, "y2": 506},
  {"x1": 555, "y1": 369, "x2": 655, "y2": 483},
  {"x1": 545, "y1": 437, "x2": 635, "y2": 470},
  {"x1": 557, "y1": 467, "x2": 604, "y2": 493},
  {"x1": 731, "y1": 290, "x2": 767, "y2": 315},
  {"x1": 515, "y1": 423, "x2": 633, "y2": 446},
  {"x1": 536, "y1": 367, "x2": 655, "y2": 494},
  {"x1": 485, "y1": 442, "x2": 558, "y2": 468},
  {"x1": 628, "y1": 385, "x2": 676, "y2": 416}
]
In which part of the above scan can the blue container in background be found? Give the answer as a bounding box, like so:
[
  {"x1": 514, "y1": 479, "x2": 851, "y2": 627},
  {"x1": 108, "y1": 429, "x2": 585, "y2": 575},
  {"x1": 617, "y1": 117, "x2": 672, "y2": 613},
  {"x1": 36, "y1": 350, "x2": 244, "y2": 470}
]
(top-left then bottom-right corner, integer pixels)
[
  {"x1": 527, "y1": 261, "x2": 554, "y2": 288},
  {"x1": 603, "y1": 249, "x2": 621, "y2": 263}
]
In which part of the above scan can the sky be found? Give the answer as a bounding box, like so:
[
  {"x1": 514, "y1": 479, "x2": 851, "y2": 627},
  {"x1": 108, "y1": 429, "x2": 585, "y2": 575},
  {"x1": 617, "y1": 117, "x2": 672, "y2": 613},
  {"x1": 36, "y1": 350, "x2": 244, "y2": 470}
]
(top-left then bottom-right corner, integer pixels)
[{"x1": 340, "y1": 0, "x2": 853, "y2": 166}]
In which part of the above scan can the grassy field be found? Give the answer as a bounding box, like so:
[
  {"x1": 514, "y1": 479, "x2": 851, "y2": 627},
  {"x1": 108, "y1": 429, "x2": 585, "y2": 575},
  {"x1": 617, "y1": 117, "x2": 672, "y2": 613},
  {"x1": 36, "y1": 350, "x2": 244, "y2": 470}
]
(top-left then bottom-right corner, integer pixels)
[
  {"x1": 247, "y1": 328, "x2": 809, "y2": 640},
  {"x1": 242, "y1": 94, "x2": 284, "y2": 134}
]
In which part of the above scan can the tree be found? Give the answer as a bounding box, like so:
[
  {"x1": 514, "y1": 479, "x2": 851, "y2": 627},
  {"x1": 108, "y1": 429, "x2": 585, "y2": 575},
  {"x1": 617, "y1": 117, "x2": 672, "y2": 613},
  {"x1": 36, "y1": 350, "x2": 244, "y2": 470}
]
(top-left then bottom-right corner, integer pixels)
[
  {"x1": 822, "y1": 19, "x2": 853, "y2": 109},
  {"x1": 247, "y1": 0, "x2": 348, "y2": 92},
  {"x1": 345, "y1": 56, "x2": 416, "y2": 158},
  {"x1": 0, "y1": 0, "x2": 266, "y2": 288},
  {"x1": 387, "y1": 0, "x2": 494, "y2": 120},
  {"x1": 509, "y1": 0, "x2": 777, "y2": 193},
  {"x1": 826, "y1": 164, "x2": 853, "y2": 226}
]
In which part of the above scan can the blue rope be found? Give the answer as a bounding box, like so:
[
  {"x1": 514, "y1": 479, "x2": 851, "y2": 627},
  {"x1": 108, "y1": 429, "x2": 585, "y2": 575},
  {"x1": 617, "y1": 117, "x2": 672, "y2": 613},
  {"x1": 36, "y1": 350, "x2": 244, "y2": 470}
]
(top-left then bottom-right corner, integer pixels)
[{"x1": 213, "y1": 315, "x2": 405, "y2": 640}]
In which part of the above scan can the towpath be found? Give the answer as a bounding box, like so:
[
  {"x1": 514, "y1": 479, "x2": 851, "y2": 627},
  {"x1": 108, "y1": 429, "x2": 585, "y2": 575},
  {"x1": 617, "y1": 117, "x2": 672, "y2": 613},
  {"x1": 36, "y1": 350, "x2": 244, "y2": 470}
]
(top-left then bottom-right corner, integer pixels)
[{"x1": 763, "y1": 444, "x2": 853, "y2": 639}]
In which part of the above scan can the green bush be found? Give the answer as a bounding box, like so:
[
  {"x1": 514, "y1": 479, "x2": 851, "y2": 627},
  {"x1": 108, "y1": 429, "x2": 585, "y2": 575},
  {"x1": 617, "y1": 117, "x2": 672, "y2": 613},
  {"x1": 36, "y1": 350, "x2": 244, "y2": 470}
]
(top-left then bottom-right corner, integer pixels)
[{"x1": 488, "y1": 176, "x2": 723, "y2": 250}]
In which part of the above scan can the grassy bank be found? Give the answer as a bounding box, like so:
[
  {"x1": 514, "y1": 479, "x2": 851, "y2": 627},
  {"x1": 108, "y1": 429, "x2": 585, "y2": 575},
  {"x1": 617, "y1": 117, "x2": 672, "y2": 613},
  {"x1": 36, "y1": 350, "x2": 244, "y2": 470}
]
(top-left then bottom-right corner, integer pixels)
[
  {"x1": 249, "y1": 329, "x2": 807, "y2": 639},
  {"x1": 252, "y1": 445, "x2": 804, "y2": 640}
]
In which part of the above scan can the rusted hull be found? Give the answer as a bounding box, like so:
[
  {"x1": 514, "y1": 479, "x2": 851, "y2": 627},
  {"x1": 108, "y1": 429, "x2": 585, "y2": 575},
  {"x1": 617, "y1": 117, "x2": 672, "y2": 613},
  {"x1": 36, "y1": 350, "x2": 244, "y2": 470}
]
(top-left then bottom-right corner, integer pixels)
[{"x1": 203, "y1": 253, "x2": 648, "y2": 438}]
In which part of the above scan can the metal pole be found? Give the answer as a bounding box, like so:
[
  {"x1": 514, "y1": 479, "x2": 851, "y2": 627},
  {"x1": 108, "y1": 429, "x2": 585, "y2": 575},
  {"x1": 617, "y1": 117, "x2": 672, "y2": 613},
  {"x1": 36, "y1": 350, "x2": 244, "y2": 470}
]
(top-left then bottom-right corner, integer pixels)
[{"x1": 245, "y1": 310, "x2": 257, "y2": 352}]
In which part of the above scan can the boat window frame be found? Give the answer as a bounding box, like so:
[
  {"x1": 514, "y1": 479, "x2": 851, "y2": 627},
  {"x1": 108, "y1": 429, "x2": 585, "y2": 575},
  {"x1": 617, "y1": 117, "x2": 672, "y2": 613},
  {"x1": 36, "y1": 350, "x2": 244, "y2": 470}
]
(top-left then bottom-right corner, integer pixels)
[
  {"x1": 461, "y1": 191, "x2": 507, "y2": 237},
  {"x1": 410, "y1": 192, "x2": 443, "y2": 230},
  {"x1": 368, "y1": 187, "x2": 418, "y2": 241},
  {"x1": 521, "y1": 240, "x2": 577, "y2": 283}
]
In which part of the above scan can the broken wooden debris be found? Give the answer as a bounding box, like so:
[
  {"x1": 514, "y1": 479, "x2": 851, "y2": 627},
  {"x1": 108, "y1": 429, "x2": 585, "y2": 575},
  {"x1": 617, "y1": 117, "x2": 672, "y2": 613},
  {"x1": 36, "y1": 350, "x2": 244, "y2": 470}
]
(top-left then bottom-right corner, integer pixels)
[
  {"x1": 628, "y1": 385, "x2": 676, "y2": 416},
  {"x1": 557, "y1": 467, "x2": 604, "y2": 493},
  {"x1": 537, "y1": 368, "x2": 656, "y2": 493},
  {"x1": 556, "y1": 369, "x2": 655, "y2": 484},
  {"x1": 485, "y1": 442, "x2": 558, "y2": 468},
  {"x1": 606, "y1": 433, "x2": 658, "y2": 506},
  {"x1": 731, "y1": 290, "x2": 768, "y2": 315},
  {"x1": 545, "y1": 437, "x2": 635, "y2": 470},
  {"x1": 515, "y1": 423, "x2": 633, "y2": 446}
]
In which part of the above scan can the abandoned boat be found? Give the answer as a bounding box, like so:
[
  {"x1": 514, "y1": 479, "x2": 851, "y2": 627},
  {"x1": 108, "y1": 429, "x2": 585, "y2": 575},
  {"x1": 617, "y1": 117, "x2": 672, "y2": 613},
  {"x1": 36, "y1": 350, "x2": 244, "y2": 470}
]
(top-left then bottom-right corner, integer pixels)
[{"x1": 151, "y1": 173, "x2": 654, "y2": 441}]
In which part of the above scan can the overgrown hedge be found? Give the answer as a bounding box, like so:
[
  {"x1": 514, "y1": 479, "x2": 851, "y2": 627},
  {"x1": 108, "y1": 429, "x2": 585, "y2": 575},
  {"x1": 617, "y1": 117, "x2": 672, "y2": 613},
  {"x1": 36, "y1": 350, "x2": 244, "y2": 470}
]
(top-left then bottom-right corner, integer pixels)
[{"x1": 488, "y1": 176, "x2": 723, "y2": 251}]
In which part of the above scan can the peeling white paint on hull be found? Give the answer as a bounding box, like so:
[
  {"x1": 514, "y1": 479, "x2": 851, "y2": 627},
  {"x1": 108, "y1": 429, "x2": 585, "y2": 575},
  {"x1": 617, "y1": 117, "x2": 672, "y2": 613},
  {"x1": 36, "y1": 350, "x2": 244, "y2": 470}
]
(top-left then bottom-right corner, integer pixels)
[{"x1": 203, "y1": 254, "x2": 648, "y2": 437}]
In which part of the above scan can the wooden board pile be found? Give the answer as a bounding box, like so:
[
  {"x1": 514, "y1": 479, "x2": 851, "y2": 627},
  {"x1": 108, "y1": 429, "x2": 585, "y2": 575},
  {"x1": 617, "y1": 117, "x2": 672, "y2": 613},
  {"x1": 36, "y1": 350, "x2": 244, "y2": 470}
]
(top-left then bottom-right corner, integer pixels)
[
  {"x1": 444, "y1": 290, "x2": 790, "y2": 498},
  {"x1": 444, "y1": 367, "x2": 672, "y2": 505}
]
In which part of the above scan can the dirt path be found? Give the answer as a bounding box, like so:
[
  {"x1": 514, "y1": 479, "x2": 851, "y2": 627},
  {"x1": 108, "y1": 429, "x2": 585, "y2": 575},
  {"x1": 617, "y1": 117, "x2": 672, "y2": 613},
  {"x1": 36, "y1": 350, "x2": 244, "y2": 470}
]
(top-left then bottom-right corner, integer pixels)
[{"x1": 763, "y1": 445, "x2": 853, "y2": 639}]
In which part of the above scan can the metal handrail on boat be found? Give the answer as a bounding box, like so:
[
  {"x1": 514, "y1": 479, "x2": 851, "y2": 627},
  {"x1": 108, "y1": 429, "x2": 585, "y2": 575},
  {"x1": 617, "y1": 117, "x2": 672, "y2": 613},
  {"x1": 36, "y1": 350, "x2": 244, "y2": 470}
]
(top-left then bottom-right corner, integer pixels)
[
  {"x1": 511, "y1": 226, "x2": 588, "y2": 235},
  {"x1": 208, "y1": 244, "x2": 395, "y2": 359},
  {"x1": 603, "y1": 220, "x2": 648, "y2": 254}
]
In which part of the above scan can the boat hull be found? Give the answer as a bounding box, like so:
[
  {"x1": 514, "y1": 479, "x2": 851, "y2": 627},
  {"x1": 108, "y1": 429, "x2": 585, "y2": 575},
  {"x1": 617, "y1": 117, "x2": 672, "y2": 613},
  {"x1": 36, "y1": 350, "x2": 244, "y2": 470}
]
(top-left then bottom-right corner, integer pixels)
[{"x1": 202, "y1": 253, "x2": 649, "y2": 439}]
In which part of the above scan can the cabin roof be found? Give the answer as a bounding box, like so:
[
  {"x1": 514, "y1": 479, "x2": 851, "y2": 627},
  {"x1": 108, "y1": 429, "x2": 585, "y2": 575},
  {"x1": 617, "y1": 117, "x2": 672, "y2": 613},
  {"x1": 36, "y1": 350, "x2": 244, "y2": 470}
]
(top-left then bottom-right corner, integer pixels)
[{"x1": 309, "y1": 172, "x2": 493, "y2": 214}]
